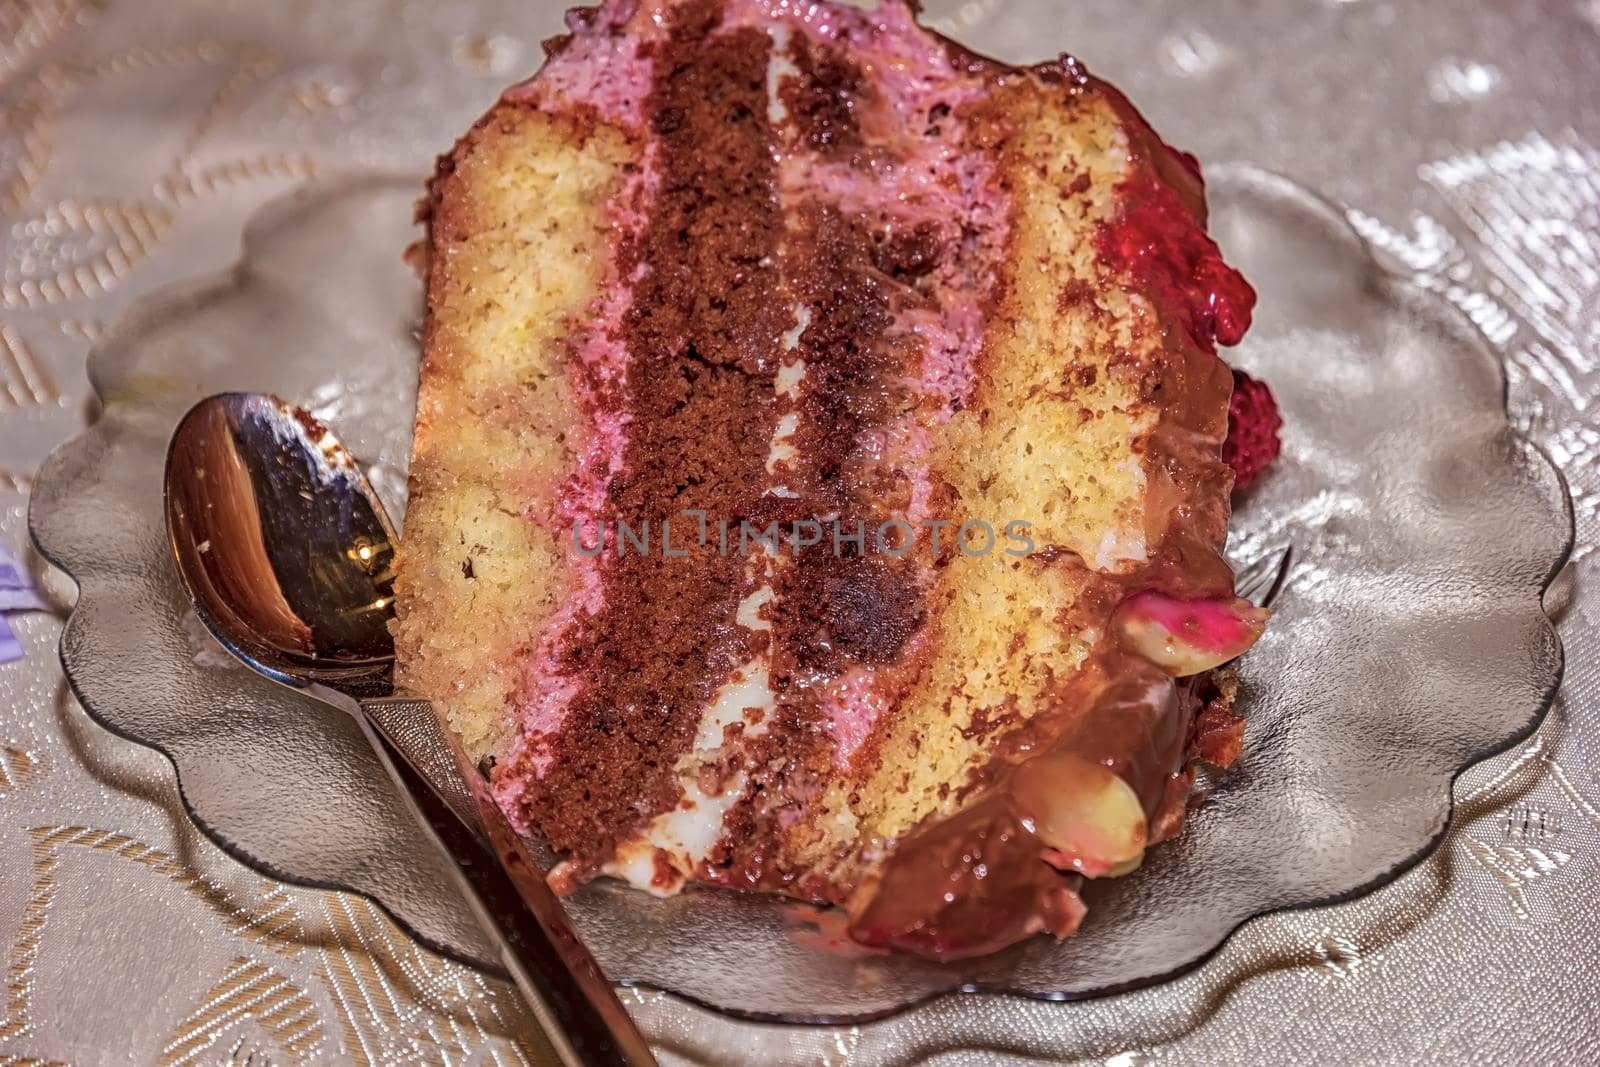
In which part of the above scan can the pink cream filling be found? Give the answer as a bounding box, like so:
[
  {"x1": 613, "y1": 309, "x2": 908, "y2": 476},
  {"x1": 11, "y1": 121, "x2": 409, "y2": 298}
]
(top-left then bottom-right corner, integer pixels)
[
  {"x1": 504, "y1": 0, "x2": 660, "y2": 125},
  {"x1": 822, "y1": 668, "x2": 891, "y2": 766},
  {"x1": 501, "y1": 261, "x2": 642, "y2": 788}
]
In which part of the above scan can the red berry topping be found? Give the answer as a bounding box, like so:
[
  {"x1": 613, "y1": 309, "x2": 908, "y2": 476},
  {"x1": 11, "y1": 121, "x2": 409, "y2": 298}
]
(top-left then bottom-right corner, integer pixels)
[
  {"x1": 1222, "y1": 369, "x2": 1282, "y2": 492},
  {"x1": 1097, "y1": 175, "x2": 1257, "y2": 352}
]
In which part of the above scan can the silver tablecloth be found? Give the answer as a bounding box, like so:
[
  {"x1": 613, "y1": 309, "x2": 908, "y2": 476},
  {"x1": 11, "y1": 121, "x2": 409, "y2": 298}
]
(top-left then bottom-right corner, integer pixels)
[{"x1": 1, "y1": 0, "x2": 1596, "y2": 1062}]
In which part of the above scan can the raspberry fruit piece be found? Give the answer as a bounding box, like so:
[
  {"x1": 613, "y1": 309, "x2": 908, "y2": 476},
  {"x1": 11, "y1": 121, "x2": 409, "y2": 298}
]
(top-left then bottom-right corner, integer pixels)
[{"x1": 1222, "y1": 369, "x2": 1281, "y2": 492}]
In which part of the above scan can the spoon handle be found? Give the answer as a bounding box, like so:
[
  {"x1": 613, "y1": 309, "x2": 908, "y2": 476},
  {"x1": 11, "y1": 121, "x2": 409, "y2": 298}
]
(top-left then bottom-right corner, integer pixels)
[{"x1": 350, "y1": 710, "x2": 659, "y2": 1067}]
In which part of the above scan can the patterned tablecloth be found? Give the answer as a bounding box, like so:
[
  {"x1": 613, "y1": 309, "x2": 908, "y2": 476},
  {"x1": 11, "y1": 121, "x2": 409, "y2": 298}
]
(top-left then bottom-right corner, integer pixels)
[{"x1": 1, "y1": 0, "x2": 1596, "y2": 1062}]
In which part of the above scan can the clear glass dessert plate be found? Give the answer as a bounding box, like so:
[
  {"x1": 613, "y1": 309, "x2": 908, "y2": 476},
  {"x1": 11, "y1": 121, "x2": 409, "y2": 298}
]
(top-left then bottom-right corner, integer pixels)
[{"x1": 29, "y1": 167, "x2": 1572, "y2": 1021}]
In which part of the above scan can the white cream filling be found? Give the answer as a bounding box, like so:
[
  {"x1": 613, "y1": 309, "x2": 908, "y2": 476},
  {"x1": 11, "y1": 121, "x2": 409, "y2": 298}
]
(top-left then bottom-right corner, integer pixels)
[
  {"x1": 603, "y1": 659, "x2": 775, "y2": 893},
  {"x1": 764, "y1": 24, "x2": 797, "y2": 123},
  {"x1": 779, "y1": 306, "x2": 812, "y2": 358},
  {"x1": 1091, "y1": 455, "x2": 1150, "y2": 570},
  {"x1": 765, "y1": 411, "x2": 800, "y2": 472},
  {"x1": 735, "y1": 582, "x2": 775, "y2": 630},
  {"x1": 766, "y1": 306, "x2": 810, "y2": 491}
]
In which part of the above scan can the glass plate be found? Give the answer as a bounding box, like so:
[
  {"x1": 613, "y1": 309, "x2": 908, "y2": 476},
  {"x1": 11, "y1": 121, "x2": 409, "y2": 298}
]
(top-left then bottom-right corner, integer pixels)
[{"x1": 29, "y1": 166, "x2": 1572, "y2": 1021}]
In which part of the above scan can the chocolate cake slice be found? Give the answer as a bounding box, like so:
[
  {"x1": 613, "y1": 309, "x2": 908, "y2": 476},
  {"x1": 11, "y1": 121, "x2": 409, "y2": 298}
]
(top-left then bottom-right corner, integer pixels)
[{"x1": 394, "y1": 0, "x2": 1267, "y2": 960}]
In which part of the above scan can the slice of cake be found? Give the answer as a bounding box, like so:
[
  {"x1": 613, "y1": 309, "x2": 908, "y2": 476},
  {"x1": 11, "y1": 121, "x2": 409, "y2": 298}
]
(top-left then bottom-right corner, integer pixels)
[{"x1": 394, "y1": 0, "x2": 1267, "y2": 960}]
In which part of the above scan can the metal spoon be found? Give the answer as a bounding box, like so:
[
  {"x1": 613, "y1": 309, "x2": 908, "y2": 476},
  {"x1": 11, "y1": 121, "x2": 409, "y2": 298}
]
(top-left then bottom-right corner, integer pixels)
[{"x1": 164, "y1": 392, "x2": 657, "y2": 1067}]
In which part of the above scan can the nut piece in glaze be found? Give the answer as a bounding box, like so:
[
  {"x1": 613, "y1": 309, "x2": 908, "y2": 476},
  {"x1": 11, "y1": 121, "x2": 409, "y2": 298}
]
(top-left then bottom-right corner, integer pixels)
[
  {"x1": 1113, "y1": 591, "x2": 1268, "y2": 677},
  {"x1": 1012, "y1": 751, "x2": 1149, "y2": 878}
]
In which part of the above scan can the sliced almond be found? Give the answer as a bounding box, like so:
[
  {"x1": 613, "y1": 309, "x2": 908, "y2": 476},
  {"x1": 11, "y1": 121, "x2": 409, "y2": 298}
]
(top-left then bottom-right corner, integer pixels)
[
  {"x1": 1012, "y1": 751, "x2": 1148, "y2": 878},
  {"x1": 1114, "y1": 591, "x2": 1268, "y2": 676}
]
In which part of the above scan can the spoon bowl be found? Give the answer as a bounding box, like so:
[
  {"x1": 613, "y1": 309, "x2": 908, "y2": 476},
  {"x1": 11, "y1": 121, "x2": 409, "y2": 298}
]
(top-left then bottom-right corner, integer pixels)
[{"x1": 165, "y1": 392, "x2": 398, "y2": 696}]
